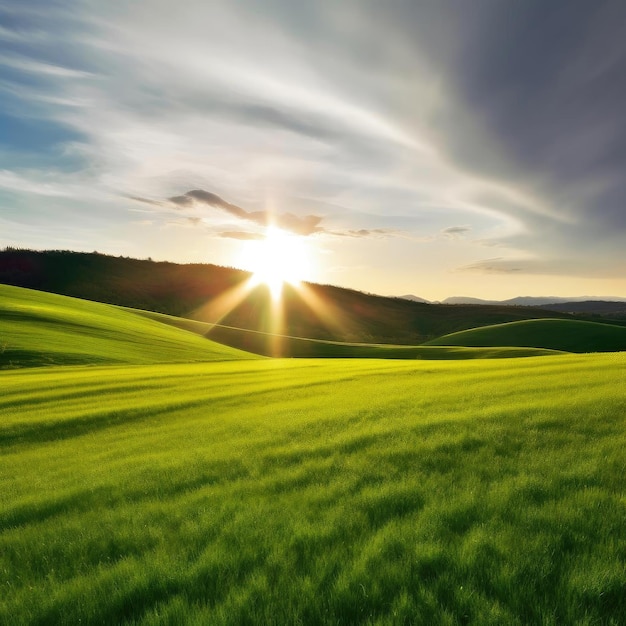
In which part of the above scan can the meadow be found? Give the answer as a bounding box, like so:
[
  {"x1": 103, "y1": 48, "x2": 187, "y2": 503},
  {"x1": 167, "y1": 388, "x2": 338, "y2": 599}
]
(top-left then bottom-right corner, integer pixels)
[
  {"x1": 1, "y1": 285, "x2": 626, "y2": 624},
  {"x1": 2, "y1": 354, "x2": 626, "y2": 624}
]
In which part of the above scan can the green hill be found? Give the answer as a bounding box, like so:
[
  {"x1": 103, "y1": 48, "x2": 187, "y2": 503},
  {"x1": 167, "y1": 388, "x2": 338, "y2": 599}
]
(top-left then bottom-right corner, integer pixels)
[
  {"x1": 131, "y1": 308, "x2": 563, "y2": 359},
  {"x1": 0, "y1": 249, "x2": 578, "y2": 344},
  {"x1": 0, "y1": 284, "x2": 257, "y2": 368},
  {"x1": 427, "y1": 318, "x2": 626, "y2": 353}
]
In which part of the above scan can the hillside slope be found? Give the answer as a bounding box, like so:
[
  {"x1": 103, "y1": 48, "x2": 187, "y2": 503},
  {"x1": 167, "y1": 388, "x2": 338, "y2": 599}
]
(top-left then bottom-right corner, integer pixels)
[
  {"x1": 0, "y1": 284, "x2": 257, "y2": 368},
  {"x1": 427, "y1": 318, "x2": 626, "y2": 353},
  {"x1": 130, "y1": 308, "x2": 563, "y2": 359},
  {"x1": 0, "y1": 249, "x2": 575, "y2": 344}
]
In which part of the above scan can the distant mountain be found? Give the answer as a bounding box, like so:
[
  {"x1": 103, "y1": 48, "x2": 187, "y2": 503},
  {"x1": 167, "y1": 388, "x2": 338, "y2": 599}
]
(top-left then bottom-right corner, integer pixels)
[
  {"x1": 399, "y1": 294, "x2": 430, "y2": 303},
  {"x1": 443, "y1": 295, "x2": 626, "y2": 306}
]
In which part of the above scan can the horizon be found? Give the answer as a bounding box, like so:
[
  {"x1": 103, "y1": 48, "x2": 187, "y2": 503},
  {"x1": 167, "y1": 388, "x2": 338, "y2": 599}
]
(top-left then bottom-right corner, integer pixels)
[
  {"x1": 2, "y1": 2, "x2": 626, "y2": 301},
  {"x1": 4, "y1": 246, "x2": 626, "y2": 304}
]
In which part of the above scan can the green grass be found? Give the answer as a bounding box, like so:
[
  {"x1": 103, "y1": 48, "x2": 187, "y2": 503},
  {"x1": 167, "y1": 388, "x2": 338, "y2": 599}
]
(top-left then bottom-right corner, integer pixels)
[
  {"x1": 2, "y1": 354, "x2": 626, "y2": 624},
  {"x1": 426, "y1": 318, "x2": 626, "y2": 353},
  {"x1": 132, "y1": 308, "x2": 563, "y2": 359},
  {"x1": 0, "y1": 284, "x2": 257, "y2": 368}
]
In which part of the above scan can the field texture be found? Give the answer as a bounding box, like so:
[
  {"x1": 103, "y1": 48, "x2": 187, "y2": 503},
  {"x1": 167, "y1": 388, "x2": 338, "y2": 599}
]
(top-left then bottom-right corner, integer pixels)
[
  {"x1": 0, "y1": 284, "x2": 256, "y2": 368},
  {"x1": 427, "y1": 318, "x2": 626, "y2": 353},
  {"x1": 2, "y1": 354, "x2": 626, "y2": 625}
]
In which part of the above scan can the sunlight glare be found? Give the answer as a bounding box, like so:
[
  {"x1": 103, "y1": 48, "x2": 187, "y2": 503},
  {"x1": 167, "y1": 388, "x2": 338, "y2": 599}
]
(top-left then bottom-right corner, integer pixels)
[{"x1": 240, "y1": 227, "x2": 311, "y2": 299}]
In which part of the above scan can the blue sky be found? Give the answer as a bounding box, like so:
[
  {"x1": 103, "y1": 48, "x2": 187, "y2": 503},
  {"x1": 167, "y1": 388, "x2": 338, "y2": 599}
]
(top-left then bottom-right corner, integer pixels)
[{"x1": 2, "y1": 0, "x2": 626, "y2": 300}]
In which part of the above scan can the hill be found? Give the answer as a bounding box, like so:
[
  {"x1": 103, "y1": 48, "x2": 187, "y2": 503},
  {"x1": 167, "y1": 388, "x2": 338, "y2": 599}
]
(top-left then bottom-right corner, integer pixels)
[
  {"x1": 426, "y1": 318, "x2": 626, "y2": 353},
  {"x1": 0, "y1": 249, "x2": 576, "y2": 344},
  {"x1": 0, "y1": 284, "x2": 256, "y2": 368},
  {"x1": 539, "y1": 300, "x2": 626, "y2": 317},
  {"x1": 132, "y1": 308, "x2": 562, "y2": 359},
  {"x1": 398, "y1": 294, "x2": 430, "y2": 303}
]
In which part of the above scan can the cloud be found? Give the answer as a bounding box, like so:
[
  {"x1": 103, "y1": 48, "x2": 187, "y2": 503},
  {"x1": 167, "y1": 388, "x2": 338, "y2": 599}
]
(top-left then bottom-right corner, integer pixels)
[
  {"x1": 442, "y1": 225, "x2": 470, "y2": 239},
  {"x1": 165, "y1": 216, "x2": 204, "y2": 228},
  {"x1": 0, "y1": 54, "x2": 95, "y2": 78},
  {"x1": 333, "y1": 228, "x2": 394, "y2": 238},
  {"x1": 126, "y1": 195, "x2": 164, "y2": 207},
  {"x1": 426, "y1": 2, "x2": 626, "y2": 243},
  {"x1": 167, "y1": 190, "x2": 406, "y2": 239},
  {"x1": 219, "y1": 231, "x2": 265, "y2": 240},
  {"x1": 457, "y1": 256, "x2": 626, "y2": 279},
  {"x1": 457, "y1": 257, "x2": 523, "y2": 274},
  {"x1": 168, "y1": 189, "x2": 325, "y2": 236}
]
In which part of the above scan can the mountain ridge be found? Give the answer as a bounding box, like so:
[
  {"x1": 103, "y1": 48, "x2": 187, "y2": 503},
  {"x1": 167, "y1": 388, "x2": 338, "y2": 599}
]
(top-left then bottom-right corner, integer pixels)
[
  {"x1": 441, "y1": 295, "x2": 626, "y2": 306},
  {"x1": 398, "y1": 294, "x2": 626, "y2": 307}
]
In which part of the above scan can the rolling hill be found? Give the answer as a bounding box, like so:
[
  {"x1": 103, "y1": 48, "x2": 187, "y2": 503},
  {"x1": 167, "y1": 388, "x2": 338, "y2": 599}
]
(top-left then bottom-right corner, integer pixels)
[
  {"x1": 0, "y1": 249, "x2": 577, "y2": 344},
  {"x1": 0, "y1": 284, "x2": 257, "y2": 369},
  {"x1": 538, "y1": 300, "x2": 626, "y2": 317},
  {"x1": 131, "y1": 308, "x2": 562, "y2": 359},
  {"x1": 1, "y1": 285, "x2": 560, "y2": 365},
  {"x1": 426, "y1": 318, "x2": 626, "y2": 353}
]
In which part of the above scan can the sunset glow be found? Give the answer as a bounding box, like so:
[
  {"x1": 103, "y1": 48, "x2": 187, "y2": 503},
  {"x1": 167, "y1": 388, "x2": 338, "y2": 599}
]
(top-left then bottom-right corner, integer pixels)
[{"x1": 240, "y1": 227, "x2": 311, "y2": 299}]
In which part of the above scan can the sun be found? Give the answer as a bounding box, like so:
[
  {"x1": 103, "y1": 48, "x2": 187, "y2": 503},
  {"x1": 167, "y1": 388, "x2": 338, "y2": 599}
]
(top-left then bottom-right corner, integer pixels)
[{"x1": 240, "y1": 227, "x2": 311, "y2": 299}]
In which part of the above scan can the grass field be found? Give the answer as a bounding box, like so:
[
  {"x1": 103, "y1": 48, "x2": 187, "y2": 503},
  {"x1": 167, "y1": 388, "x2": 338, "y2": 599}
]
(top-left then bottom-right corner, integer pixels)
[
  {"x1": 0, "y1": 284, "x2": 256, "y2": 368},
  {"x1": 426, "y1": 318, "x2": 626, "y2": 353},
  {"x1": 2, "y1": 354, "x2": 626, "y2": 624},
  {"x1": 2, "y1": 285, "x2": 626, "y2": 624}
]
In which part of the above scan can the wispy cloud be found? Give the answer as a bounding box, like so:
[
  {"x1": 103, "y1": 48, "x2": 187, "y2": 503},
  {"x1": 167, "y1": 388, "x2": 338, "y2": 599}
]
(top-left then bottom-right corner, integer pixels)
[
  {"x1": 169, "y1": 189, "x2": 325, "y2": 236},
  {"x1": 442, "y1": 225, "x2": 471, "y2": 239},
  {"x1": 126, "y1": 195, "x2": 164, "y2": 207},
  {"x1": 457, "y1": 256, "x2": 626, "y2": 279},
  {"x1": 219, "y1": 231, "x2": 265, "y2": 241},
  {"x1": 457, "y1": 257, "x2": 524, "y2": 274},
  {"x1": 0, "y1": 170, "x2": 75, "y2": 197},
  {"x1": 165, "y1": 216, "x2": 204, "y2": 229},
  {"x1": 0, "y1": 54, "x2": 95, "y2": 78},
  {"x1": 333, "y1": 228, "x2": 394, "y2": 238}
]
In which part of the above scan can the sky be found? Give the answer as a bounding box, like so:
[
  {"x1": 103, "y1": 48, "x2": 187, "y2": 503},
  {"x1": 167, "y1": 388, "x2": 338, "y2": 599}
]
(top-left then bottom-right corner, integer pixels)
[{"x1": 1, "y1": 0, "x2": 626, "y2": 301}]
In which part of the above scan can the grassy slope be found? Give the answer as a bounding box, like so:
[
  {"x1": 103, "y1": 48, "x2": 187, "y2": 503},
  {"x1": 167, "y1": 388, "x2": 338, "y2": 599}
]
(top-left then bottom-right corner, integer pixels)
[
  {"x1": 426, "y1": 318, "x2": 626, "y2": 353},
  {"x1": 1, "y1": 249, "x2": 577, "y2": 344},
  {"x1": 0, "y1": 284, "x2": 256, "y2": 368},
  {"x1": 2, "y1": 354, "x2": 626, "y2": 624},
  {"x1": 131, "y1": 308, "x2": 563, "y2": 359}
]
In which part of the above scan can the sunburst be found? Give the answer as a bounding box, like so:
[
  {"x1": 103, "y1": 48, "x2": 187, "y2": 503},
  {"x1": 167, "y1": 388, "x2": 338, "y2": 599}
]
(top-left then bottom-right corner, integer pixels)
[{"x1": 241, "y1": 226, "x2": 311, "y2": 299}]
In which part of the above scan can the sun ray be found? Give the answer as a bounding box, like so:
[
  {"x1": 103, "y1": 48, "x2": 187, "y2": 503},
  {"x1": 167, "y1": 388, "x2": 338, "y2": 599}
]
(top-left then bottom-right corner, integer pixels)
[
  {"x1": 186, "y1": 225, "x2": 346, "y2": 356},
  {"x1": 189, "y1": 277, "x2": 255, "y2": 326},
  {"x1": 295, "y1": 282, "x2": 350, "y2": 338}
]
